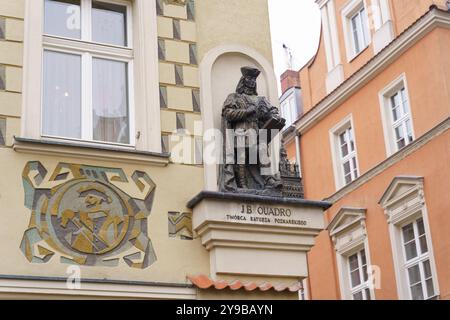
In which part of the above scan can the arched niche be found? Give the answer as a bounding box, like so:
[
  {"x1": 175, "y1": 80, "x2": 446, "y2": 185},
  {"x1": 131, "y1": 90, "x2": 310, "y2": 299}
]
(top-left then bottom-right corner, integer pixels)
[{"x1": 199, "y1": 44, "x2": 279, "y2": 191}]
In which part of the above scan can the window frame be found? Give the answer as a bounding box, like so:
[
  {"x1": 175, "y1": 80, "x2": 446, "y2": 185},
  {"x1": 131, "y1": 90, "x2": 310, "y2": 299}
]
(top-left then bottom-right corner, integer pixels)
[
  {"x1": 379, "y1": 74, "x2": 416, "y2": 157},
  {"x1": 328, "y1": 207, "x2": 375, "y2": 300},
  {"x1": 380, "y1": 177, "x2": 440, "y2": 300},
  {"x1": 21, "y1": 0, "x2": 163, "y2": 153},
  {"x1": 349, "y1": 6, "x2": 370, "y2": 56},
  {"x1": 400, "y1": 217, "x2": 437, "y2": 300},
  {"x1": 347, "y1": 248, "x2": 372, "y2": 300},
  {"x1": 280, "y1": 87, "x2": 302, "y2": 131},
  {"x1": 329, "y1": 114, "x2": 360, "y2": 190},
  {"x1": 42, "y1": 0, "x2": 135, "y2": 147},
  {"x1": 341, "y1": 0, "x2": 371, "y2": 61}
]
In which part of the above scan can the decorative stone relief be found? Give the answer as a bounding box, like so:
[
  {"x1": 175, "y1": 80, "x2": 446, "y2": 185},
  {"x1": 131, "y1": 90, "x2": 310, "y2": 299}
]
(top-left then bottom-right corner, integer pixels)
[
  {"x1": 168, "y1": 211, "x2": 193, "y2": 240},
  {"x1": 20, "y1": 162, "x2": 157, "y2": 268}
]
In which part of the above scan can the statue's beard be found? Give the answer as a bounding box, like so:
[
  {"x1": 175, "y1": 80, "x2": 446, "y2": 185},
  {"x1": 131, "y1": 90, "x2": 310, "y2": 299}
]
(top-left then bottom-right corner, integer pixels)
[{"x1": 243, "y1": 86, "x2": 257, "y2": 96}]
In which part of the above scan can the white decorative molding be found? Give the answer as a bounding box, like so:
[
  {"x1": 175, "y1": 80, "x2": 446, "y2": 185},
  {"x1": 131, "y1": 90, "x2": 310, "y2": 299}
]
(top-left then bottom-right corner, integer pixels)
[
  {"x1": 326, "y1": 64, "x2": 345, "y2": 93},
  {"x1": 327, "y1": 207, "x2": 374, "y2": 300},
  {"x1": 189, "y1": 192, "x2": 329, "y2": 278},
  {"x1": 373, "y1": 20, "x2": 395, "y2": 54},
  {"x1": 328, "y1": 207, "x2": 367, "y2": 255},
  {"x1": 379, "y1": 176, "x2": 440, "y2": 300},
  {"x1": 13, "y1": 137, "x2": 170, "y2": 167},
  {"x1": 0, "y1": 277, "x2": 196, "y2": 299},
  {"x1": 379, "y1": 177, "x2": 428, "y2": 235},
  {"x1": 295, "y1": 8, "x2": 450, "y2": 135}
]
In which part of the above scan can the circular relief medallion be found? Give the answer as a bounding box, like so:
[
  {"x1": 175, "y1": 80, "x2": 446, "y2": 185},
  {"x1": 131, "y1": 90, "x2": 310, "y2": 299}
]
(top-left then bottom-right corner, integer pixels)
[{"x1": 47, "y1": 180, "x2": 131, "y2": 256}]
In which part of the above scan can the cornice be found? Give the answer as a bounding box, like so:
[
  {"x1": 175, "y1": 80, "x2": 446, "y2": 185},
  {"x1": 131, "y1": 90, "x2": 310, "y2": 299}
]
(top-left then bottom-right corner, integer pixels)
[{"x1": 13, "y1": 137, "x2": 171, "y2": 167}]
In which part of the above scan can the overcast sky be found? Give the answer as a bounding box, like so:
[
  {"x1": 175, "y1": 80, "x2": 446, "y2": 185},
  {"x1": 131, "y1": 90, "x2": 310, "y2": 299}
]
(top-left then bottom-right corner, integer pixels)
[{"x1": 268, "y1": 0, "x2": 321, "y2": 93}]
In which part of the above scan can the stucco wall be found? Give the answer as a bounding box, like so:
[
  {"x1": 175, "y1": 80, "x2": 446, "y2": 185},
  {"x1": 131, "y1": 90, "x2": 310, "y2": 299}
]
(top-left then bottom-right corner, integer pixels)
[
  {"x1": 308, "y1": 131, "x2": 450, "y2": 299},
  {"x1": 196, "y1": 0, "x2": 273, "y2": 65},
  {"x1": 301, "y1": 28, "x2": 450, "y2": 200}
]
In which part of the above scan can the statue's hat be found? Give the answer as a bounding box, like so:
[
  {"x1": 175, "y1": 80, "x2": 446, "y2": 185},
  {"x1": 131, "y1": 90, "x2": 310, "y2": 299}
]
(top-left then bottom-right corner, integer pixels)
[{"x1": 241, "y1": 66, "x2": 261, "y2": 78}]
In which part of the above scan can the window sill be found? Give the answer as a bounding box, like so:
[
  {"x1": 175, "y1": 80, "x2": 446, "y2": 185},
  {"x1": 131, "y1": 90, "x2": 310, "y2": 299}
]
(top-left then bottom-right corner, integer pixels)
[
  {"x1": 347, "y1": 44, "x2": 370, "y2": 63},
  {"x1": 13, "y1": 137, "x2": 170, "y2": 167}
]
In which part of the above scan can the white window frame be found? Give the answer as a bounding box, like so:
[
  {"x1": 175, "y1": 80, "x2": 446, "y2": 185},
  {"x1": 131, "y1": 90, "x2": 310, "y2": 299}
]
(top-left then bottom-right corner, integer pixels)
[
  {"x1": 329, "y1": 208, "x2": 375, "y2": 300},
  {"x1": 380, "y1": 177, "x2": 440, "y2": 300},
  {"x1": 280, "y1": 93, "x2": 298, "y2": 128},
  {"x1": 347, "y1": 248, "x2": 372, "y2": 300},
  {"x1": 329, "y1": 114, "x2": 360, "y2": 190},
  {"x1": 21, "y1": 0, "x2": 163, "y2": 153},
  {"x1": 379, "y1": 74, "x2": 416, "y2": 157},
  {"x1": 400, "y1": 218, "x2": 437, "y2": 300},
  {"x1": 341, "y1": 0, "x2": 371, "y2": 61},
  {"x1": 42, "y1": 0, "x2": 135, "y2": 147}
]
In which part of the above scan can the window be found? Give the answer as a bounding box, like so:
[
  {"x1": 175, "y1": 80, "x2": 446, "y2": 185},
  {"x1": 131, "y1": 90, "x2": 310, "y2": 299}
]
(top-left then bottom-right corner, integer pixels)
[
  {"x1": 330, "y1": 116, "x2": 360, "y2": 189},
  {"x1": 42, "y1": 0, "x2": 134, "y2": 145},
  {"x1": 401, "y1": 218, "x2": 436, "y2": 300},
  {"x1": 379, "y1": 74, "x2": 415, "y2": 156},
  {"x1": 389, "y1": 88, "x2": 414, "y2": 151},
  {"x1": 348, "y1": 249, "x2": 371, "y2": 300},
  {"x1": 380, "y1": 177, "x2": 440, "y2": 300},
  {"x1": 341, "y1": 0, "x2": 371, "y2": 61},
  {"x1": 329, "y1": 208, "x2": 374, "y2": 300},
  {"x1": 338, "y1": 127, "x2": 358, "y2": 185},
  {"x1": 350, "y1": 6, "x2": 370, "y2": 55},
  {"x1": 281, "y1": 96, "x2": 299, "y2": 128},
  {"x1": 280, "y1": 88, "x2": 302, "y2": 129}
]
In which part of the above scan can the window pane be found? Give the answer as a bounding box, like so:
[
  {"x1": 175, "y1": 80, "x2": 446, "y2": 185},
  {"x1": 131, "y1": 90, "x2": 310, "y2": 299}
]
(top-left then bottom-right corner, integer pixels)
[
  {"x1": 408, "y1": 265, "x2": 421, "y2": 285},
  {"x1": 43, "y1": 51, "x2": 81, "y2": 139},
  {"x1": 349, "y1": 254, "x2": 359, "y2": 271},
  {"x1": 410, "y1": 283, "x2": 424, "y2": 300},
  {"x1": 395, "y1": 128, "x2": 406, "y2": 150},
  {"x1": 360, "y1": 8, "x2": 369, "y2": 46},
  {"x1": 365, "y1": 288, "x2": 371, "y2": 300},
  {"x1": 391, "y1": 93, "x2": 401, "y2": 121},
  {"x1": 92, "y1": 1, "x2": 127, "y2": 46},
  {"x1": 353, "y1": 291, "x2": 363, "y2": 300},
  {"x1": 417, "y1": 218, "x2": 425, "y2": 235},
  {"x1": 362, "y1": 264, "x2": 368, "y2": 282},
  {"x1": 352, "y1": 157, "x2": 358, "y2": 178},
  {"x1": 404, "y1": 241, "x2": 418, "y2": 261},
  {"x1": 348, "y1": 129, "x2": 355, "y2": 151},
  {"x1": 423, "y1": 260, "x2": 432, "y2": 279},
  {"x1": 351, "y1": 270, "x2": 361, "y2": 288},
  {"x1": 351, "y1": 15, "x2": 360, "y2": 53},
  {"x1": 341, "y1": 143, "x2": 349, "y2": 157},
  {"x1": 426, "y1": 279, "x2": 435, "y2": 298},
  {"x1": 402, "y1": 223, "x2": 415, "y2": 242},
  {"x1": 401, "y1": 88, "x2": 409, "y2": 113},
  {"x1": 343, "y1": 161, "x2": 351, "y2": 176},
  {"x1": 405, "y1": 119, "x2": 413, "y2": 143},
  {"x1": 44, "y1": 0, "x2": 81, "y2": 39},
  {"x1": 93, "y1": 58, "x2": 129, "y2": 144},
  {"x1": 419, "y1": 235, "x2": 428, "y2": 254}
]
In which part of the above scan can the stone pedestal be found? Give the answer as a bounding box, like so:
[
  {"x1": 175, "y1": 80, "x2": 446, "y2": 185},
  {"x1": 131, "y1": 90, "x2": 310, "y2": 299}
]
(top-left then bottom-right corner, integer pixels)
[{"x1": 187, "y1": 192, "x2": 331, "y2": 278}]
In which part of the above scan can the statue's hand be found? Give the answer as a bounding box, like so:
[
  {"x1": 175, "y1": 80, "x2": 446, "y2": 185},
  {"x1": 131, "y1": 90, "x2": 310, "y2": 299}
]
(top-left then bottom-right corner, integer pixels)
[{"x1": 246, "y1": 104, "x2": 257, "y2": 115}]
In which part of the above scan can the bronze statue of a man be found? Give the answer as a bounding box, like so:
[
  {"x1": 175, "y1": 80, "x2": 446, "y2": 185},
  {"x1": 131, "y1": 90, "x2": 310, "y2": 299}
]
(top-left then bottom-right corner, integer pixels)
[{"x1": 218, "y1": 66, "x2": 286, "y2": 194}]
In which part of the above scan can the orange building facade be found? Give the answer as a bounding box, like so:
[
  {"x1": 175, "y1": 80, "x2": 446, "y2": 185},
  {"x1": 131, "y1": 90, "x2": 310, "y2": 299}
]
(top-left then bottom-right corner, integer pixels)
[{"x1": 282, "y1": 0, "x2": 450, "y2": 300}]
